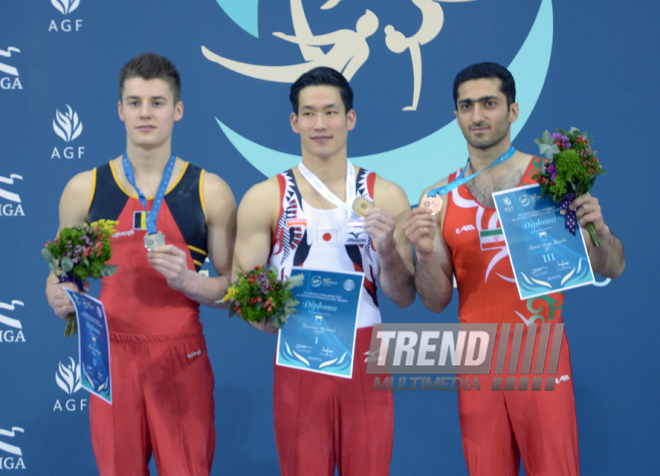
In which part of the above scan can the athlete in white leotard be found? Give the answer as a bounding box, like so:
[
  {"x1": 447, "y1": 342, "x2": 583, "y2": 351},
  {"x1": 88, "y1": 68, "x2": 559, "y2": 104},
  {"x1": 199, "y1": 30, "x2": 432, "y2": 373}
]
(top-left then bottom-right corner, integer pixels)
[
  {"x1": 233, "y1": 67, "x2": 415, "y2": 476},
  {"x1": 269, "y1": 167, "x2": 381, "y2": 328}
]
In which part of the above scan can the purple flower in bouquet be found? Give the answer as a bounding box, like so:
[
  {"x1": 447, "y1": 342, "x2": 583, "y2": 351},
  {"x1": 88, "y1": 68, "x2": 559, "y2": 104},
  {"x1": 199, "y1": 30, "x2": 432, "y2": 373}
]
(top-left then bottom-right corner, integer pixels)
[
  {"x1": 533, "y1": 127, "x2": 606, "y2": 247},
  {"x1": 42, "y1": 219, "x2": 119, "y2": 336},
  {"x1": 220, "y1": 265, "x2": 303, "y2": 329}
]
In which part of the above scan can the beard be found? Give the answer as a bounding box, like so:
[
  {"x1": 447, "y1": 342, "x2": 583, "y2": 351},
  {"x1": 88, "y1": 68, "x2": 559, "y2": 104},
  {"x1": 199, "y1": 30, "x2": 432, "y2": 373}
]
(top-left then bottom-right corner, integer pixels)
[{"x1": 463, "y1": 119, "x2": 510, "y2": 150}]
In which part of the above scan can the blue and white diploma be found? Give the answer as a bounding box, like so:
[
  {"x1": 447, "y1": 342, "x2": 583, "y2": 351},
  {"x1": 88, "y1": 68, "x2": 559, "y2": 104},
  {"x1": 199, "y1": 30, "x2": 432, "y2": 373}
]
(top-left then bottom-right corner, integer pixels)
[
  {"x1": 64, "y1": 289, "x2": 112, "y2": 404},
  {"x1": 276, "y1": 268, "x2": 364, "y2": 378},
  {"x1": 493, "y1": 184, "x2": 595, "y2": 300}
]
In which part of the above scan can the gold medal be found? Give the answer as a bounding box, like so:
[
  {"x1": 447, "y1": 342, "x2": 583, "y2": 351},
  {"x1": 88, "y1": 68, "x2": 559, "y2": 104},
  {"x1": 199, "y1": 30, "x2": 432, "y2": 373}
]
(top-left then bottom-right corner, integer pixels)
[
  {"x1": 352, "y1": 196, "x2": 374, "y2": 217},
  {"x1": 421, "y1": 195, "x2": 443, "y2": 216}
]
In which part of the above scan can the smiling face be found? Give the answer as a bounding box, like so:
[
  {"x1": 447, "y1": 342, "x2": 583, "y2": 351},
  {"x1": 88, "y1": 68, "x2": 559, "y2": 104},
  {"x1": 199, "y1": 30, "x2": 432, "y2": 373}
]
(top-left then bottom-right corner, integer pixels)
[
  {"x1": 455, "y1": 77, "x2": 518, "y2": 151},
  {"x1": 118, "y1": 77, "x2": 183, "y2": 152},
  {"x1": 290, "y1": 85, "x2": 356, "y2": 162}
]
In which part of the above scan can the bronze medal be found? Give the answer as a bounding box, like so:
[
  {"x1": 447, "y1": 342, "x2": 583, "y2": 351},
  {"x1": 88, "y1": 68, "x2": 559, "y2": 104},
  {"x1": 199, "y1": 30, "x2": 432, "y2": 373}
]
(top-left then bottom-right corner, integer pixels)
[
  {"x1": 421, "y1": 195, "x2": 443, "y2": 216},
  {"x1": 352, "y1": 196, "x2": 374, "y2": 217}
]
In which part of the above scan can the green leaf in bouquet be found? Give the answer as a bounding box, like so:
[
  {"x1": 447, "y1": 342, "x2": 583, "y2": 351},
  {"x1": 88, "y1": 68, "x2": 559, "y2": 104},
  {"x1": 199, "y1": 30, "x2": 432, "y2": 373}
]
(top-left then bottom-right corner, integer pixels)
[
  {"x1": 537, "y1": 159, "x2": 548, "y2": 174},
  {"x1": 41, "y1": 247, "x2": 54, "y2": 261},
  {"x1": 48, "y1": 261, "x2": 60, "y2": 275},
  {"x1": 61, "y1": 256, "x2": 74, "y2": 274},
  {"x1": 268, "y1": 265, "x2": 279, "y2": 275},
  {"x1": 42, "y1": 248, "x2": 60, "y2": 274},
  {"x1": 277, "y1": 311, "x2": 291, "y2": 328},
  {"x1": 284, "y1": 306, "x2": 298, "y2": 316},
  {"x1": 535, "y1": 130, "x2": 553, "y2": 145},
  {"x1": 256, "y1": 301, "x2": 264, "y2": 310},
  {"x1": 538, "y1": 143, "x2": 559, "y2": 160},
  {"x1": 286, "y1": 273, "x2": 305, "y2": 289},
  {"x1": 228, "y1": 303, "x2": 236, "y2": 317},
  {"x1": 284, "y1": 297, "x2": 299, "y2": 307},
  {"x1": 100, "y1": 263, "x2": 118, "y2": 277},
  {"x1": 270, "y1": 314, "x2": 283, "y2": 329}
]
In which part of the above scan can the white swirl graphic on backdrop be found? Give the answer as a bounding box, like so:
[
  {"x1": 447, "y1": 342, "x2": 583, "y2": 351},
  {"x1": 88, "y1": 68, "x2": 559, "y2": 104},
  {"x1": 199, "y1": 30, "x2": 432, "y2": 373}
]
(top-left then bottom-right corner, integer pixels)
[
  {"x1": 0, "y1": 427, "x2": 23, "y2": 456},
  {"x1": 56, "y1": 357, "x2": 82, "y2": 395},
  {"x1": 321, "y1": 0, "x2": 342, "y2": 9},
  {"x1": 0, "y1": 175, "x2": 22, "y2": 203},
  {"x1": 0, "y1": 47, "x2": 20, "y2": 76},
  {"x1": 51, "y1": 0, "x2": 80, "y2": 15},
  {"x1": 53, "y1": 105, "x2": 83, "y2": 143},
  {"x1": 0, "y1": 300, "x2": 23, "y2": 329}
]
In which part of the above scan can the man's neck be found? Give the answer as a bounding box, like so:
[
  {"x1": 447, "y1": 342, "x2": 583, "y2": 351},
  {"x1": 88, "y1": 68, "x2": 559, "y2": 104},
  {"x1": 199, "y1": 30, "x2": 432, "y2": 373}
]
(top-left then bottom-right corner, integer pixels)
[
  {"x1": 301, "y1": 152, "x2": 348, "y2": 186},
  {"x1": 125, "y1": 142, "x2": 173, "y2": 176},
  {"x1": 467, "y1": 139, "x2": 513, "y2": 173}
]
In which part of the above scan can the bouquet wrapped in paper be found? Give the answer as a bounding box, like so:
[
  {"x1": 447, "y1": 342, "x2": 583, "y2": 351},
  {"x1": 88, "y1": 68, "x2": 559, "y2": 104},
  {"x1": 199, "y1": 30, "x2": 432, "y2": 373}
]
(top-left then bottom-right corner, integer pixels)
[
  {"x1": 534, "y1": 127, "x2": 606, "y2": 246},
  {"x1": 43, "y1": 220, "x2": 118, "y2": 336},
  {"x1": 221, "y1": 265, "x2": 303, "y2": 329}
]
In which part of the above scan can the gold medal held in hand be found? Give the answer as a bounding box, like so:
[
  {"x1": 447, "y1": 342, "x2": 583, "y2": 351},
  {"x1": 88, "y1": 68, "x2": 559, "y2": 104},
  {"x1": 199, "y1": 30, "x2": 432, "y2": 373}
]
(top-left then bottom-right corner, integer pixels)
[
  {"x1": 421, "y1": 195, "x2": 443, "y2": 216},
  {"x1": 352, "y1": 196, "x2": 374, "y2": 217}
]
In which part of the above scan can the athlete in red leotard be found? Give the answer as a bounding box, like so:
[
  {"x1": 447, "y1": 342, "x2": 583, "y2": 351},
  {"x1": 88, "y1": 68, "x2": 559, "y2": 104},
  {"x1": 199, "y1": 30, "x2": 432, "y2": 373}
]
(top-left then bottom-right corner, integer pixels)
[
  {"x1": 46, "y1": 53, "x2": 236, "y2": 476},
  {"x1": 404, "y1": 62, "x2": 625, "y2": 476}
]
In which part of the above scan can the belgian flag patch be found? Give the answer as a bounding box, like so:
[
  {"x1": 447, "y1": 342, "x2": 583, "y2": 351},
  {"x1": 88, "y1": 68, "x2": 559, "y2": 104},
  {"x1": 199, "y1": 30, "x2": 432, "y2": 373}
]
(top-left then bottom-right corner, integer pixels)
[{"x1": 133, "y1": 211, "x2": 147, "y2": 230}]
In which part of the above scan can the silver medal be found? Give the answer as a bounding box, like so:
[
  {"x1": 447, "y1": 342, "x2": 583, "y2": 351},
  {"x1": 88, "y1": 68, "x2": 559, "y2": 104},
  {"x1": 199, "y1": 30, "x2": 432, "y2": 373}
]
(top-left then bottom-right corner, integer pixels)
[{"x1": 144, "y1": 231, "x2": 166, "y2": 251}]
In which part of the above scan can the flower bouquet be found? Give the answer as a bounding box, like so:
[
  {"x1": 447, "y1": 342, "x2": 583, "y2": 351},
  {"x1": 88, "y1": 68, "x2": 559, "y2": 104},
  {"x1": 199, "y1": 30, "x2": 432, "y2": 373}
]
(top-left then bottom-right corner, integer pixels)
[
  {"x1": 221, "y1": 265, "x2": 303, "y2": 329},
  {"x1": 534, "y1": 127, "x2": 606, "y2": 246},
  {"x1": 43, "y1": 220, "x2": 118, "y2": 336}
]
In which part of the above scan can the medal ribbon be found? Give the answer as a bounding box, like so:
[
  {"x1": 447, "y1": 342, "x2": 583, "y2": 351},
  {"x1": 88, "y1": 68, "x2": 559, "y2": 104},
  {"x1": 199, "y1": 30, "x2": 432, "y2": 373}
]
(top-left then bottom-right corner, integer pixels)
[
  {"x1": 426, "y1": 146, "x2": 516, "y2": 197},
  {"x1": 122, "y1": 152, "x2": 176, "y2": 235},
  {"x1": 297, "y1": 159, "x2": 356, "y2": 215}
]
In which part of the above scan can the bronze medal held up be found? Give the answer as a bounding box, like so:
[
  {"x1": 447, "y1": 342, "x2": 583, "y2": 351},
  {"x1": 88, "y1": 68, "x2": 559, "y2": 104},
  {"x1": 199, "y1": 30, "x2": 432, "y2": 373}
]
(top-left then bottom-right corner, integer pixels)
[{"x1": 421, "y1": 195, "x2": 443, "y2": 216}]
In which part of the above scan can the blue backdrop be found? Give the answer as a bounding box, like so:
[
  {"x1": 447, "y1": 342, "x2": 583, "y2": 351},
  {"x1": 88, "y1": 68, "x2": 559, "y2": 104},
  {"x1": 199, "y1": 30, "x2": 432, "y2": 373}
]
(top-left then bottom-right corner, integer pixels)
[{"x1": 1, "y1": 0, "x2": 657, "y2": 474}]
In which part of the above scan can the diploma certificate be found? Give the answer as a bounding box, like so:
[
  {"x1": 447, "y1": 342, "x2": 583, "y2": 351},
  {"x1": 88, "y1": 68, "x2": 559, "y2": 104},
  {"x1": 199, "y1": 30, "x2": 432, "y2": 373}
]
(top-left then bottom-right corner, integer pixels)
[
  {"x1": 276, "y1": 268, "x2": 364, "y2": 378},
  {"x1": 493, "y1": 184, "x2": 595, "y2": 300},
  {"x1": 64, "y1": 289, "x2": 112, "y2": 404}
]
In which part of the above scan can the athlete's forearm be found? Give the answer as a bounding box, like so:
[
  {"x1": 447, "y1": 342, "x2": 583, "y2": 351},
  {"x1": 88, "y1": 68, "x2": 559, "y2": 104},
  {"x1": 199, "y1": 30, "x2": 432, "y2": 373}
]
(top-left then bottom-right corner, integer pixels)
[
  {"x1": 378, "y1": 244, "x2": 416, "y2": 308},
  {"x1": 414, "y1": 251, "x2": 453, "y2": 313},
  {"x1": 177, "y1": 270, "x2": 231, "y2": 309},
  {"x1": 589, "y1": 228, "x2": 625, "y2": 279}
]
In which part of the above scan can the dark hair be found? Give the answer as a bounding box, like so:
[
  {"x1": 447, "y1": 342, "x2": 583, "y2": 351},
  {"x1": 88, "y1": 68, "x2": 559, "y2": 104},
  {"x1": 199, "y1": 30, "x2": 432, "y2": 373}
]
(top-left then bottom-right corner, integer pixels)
[
  {"x1": 453, "y1": 62, "x2": 516, "y2": 108},
  {"x1": 290, "y1": 67, "x2": 353, "y2": 114},
  {"x1": 119, "y1": 52, "x2": 181, "y2": 104}
]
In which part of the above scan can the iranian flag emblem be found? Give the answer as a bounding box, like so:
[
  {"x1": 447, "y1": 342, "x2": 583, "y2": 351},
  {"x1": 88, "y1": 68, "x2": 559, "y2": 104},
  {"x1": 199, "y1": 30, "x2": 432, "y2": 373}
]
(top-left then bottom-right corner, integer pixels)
[{"x1": 479, "y1": 228, "x2": 506, "y2": 251}]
